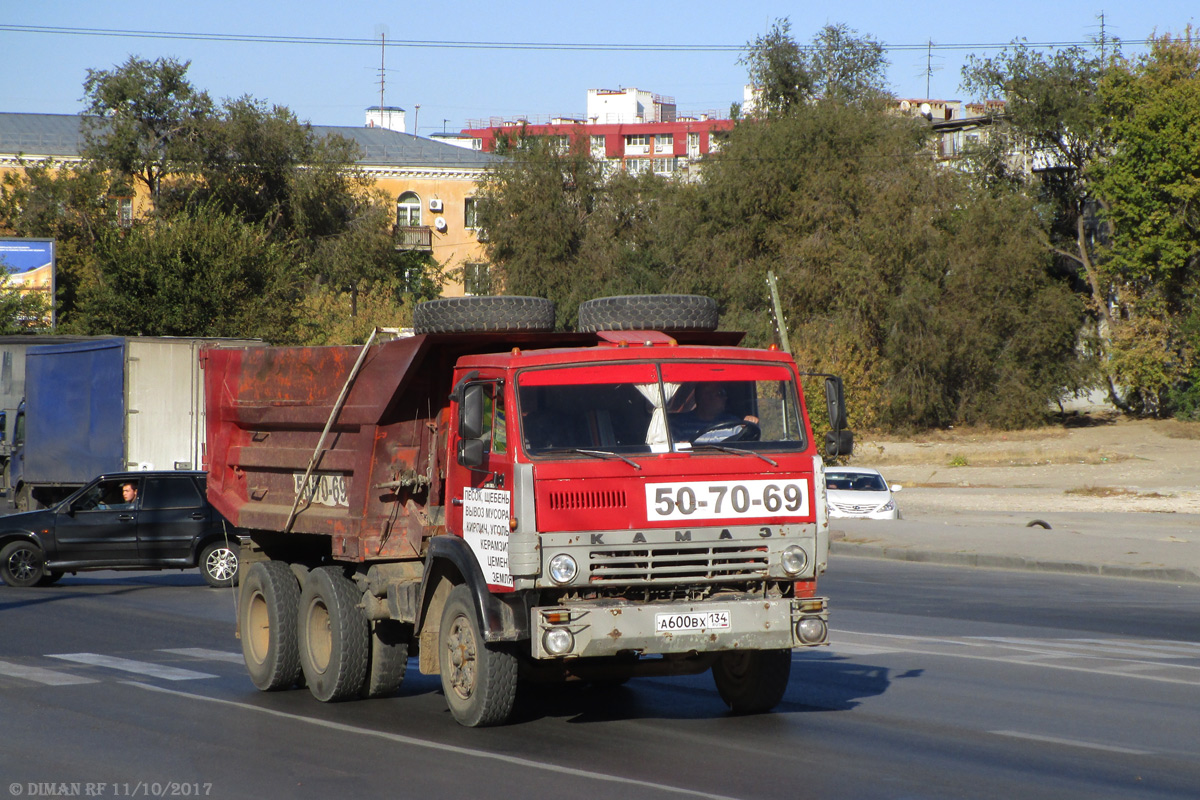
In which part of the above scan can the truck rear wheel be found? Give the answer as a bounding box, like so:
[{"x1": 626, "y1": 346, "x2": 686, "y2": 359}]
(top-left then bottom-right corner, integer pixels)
[
  {"x1": 439, "y1": 585, "x2": 517, "y2": 727},
  {"x1": 577, "y1": 294, "x2": 719, "y2": 333},
  {"x1": 711, "y1": 649, "x2": 792, "y2": 714},
  {"x1": 360, "y1": 619, "x2": 410, "y2": 699},
  {"x1": 413, "y1": 296, "x2": 556, "y2": 334},
  {"x1": 240, "y1": 561, "x2": 302, "y2": 691},
  {"x1": 298, "y1": 566, "x2": 369, "y2": 702}
]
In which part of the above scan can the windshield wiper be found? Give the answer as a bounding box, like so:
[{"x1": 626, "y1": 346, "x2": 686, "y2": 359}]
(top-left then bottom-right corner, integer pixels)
[
  {"x1": 572, "y1": 448, "x2": 643, "y2": 470},
  {"x1": 689, "y1": 444, "x2": 778, "y2": 466}
]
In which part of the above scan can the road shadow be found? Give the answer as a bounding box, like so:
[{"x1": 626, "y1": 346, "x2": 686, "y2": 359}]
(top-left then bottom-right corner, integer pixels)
[
  {"x1": 0, "y1": 571, "x2": 209, "y2": 611},
  {"x1": 502, "y1": 653, "x2": 903, "y2": 725}
]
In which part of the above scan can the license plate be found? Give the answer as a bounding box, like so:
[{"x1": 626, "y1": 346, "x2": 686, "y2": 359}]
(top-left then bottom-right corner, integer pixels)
[{"x1": 654, "y1": 610, "x2": 731, "y2": 634}]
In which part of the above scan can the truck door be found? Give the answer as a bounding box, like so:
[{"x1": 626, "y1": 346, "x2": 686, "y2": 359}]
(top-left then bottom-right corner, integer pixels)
[
  {"x1": 51, "y1": 478, "x2": 140, "y2": 563},
  {"x1": 136, "y1": 475, "x2": 210, "y2": 563},
  {"x1": 446, "y1": 375, "x2": 515, "y2": 590}
]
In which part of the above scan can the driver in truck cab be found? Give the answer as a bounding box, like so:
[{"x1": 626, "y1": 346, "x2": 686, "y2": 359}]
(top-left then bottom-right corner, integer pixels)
[{"x1": 670, "y1": 382, "x2": 759, "y2": 441}]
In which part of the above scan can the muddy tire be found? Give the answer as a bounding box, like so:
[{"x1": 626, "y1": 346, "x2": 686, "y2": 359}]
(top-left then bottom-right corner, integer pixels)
[
  {"x1": 361, "y1": 619, "x2": 410, "y2": 699},
  {"x1": 439, "y1": 584, "x2": 518, "y2": 727},
  {"x1": 711, "y1": 649, "x2": 791, "y2": 714},
  {"x1": 240, "y1": 561, "x2": 302, "y2": 691},
  {"x1": 577, "y1": 294, "x2": 719, "y2": 333},
  {"x1": 298, "y1": 566, "x2": 369, "y2": 702},
  {"x1": 413, "y1": 296, "x2": 555, "y2": 334}
]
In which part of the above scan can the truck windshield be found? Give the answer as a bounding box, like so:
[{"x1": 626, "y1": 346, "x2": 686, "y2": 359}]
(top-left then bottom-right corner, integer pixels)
[{"x1": 517, "y1": 361, "x2": 807, "y2": 455}]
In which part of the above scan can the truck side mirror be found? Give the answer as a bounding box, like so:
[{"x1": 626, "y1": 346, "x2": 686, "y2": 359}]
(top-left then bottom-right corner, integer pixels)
[
  {"x1": 825, "y1": 430, "x2": 854, "y2": 457},
  {"x1": 824, "y1": 377, "x2": 847, "y2": 431},
  {"x1": 458, "y1": 438, "x2": 486, "y2": 469},
  {"x1": 459, "y1": 384, "x2": 484, "y2": 441}
]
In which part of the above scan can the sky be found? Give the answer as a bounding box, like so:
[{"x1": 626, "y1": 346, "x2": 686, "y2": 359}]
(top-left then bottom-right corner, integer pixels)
[{"x1": 3, "y1": 1, "x2": 1196, "y2": 135}]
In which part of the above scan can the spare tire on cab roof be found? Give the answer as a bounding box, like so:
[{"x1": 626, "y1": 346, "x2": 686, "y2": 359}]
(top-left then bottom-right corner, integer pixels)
[
  {"x1": 413, "y1": 296, "x2": 556, "y2": 334},
  {"x1": 577, "y1": 294, "x2": 719, "y2": 333}
]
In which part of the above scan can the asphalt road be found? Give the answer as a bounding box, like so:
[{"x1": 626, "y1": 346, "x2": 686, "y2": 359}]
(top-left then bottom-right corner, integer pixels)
[{"x1": 2, "y1": 562, "x2": 1199, "y2": 800}]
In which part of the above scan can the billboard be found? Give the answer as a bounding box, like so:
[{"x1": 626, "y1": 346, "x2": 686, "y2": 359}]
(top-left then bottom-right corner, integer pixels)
[{"x1": 0, "y1": 238, "x2": 56, "y2": 328}]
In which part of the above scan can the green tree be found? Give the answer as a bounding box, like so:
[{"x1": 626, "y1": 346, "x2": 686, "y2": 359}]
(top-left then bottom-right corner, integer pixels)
[
  {"x1": 961, "y1": 39, "x2": 1118, "y2": 399},
  {"x1": 1094, "y1": 30, "x2": 1200, "y2": 416},
  {"x1": 81, "y1": 56, "x2": 214, "y2": 203},
  {"x1": 65, "y1": 204, "x2": 300, "y2": 341},
  {"x1": 663, "y1": 100, "x2": 1084, "y2": 429},
  {"x1": 740, "y1": 20, "x2": 890, "y2": 115}
]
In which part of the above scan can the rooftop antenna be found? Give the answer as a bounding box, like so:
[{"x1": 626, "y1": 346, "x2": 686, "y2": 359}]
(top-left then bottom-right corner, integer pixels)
[
  {"x1": 373, "y1": 24, "x2": 390, "y2": 110},
  {"x1": 921, "y1": 39, "x2": 943, "y2": 99}
]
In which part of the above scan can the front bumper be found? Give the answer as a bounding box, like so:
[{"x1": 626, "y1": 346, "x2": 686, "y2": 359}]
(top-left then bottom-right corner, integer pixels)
[{"x1": 530, "y1": 595, "x2": 829, "y2": 659}]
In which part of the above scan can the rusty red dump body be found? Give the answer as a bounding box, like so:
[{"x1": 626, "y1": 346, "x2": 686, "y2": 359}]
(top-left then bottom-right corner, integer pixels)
[{"x1": 202, "y1": 330, "x2": 744, "y2": 561}]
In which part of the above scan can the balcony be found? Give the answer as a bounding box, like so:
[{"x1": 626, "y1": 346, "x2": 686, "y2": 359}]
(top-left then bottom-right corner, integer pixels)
[{"x1": 393, "y1": 225, "x2": 433, "y2": 251}]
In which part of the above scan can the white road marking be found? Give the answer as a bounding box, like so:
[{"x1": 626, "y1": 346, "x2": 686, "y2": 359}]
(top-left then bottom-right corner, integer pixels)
[
  {"x1": 159, "y1": 647, "x2": 244, "y2": 664},
  {"x1": 990, "y1": 730, "x2": 1152, "y2": 755},
  {"x1": 825, "y1": 630, "x2": 1200, "y2": 686},
  {"x1": 126, "y1": 681, "x2": 745, "y2": 800},
  {"x1": 0, "y1": 659, "x2": 99, "y2": 686},
  {"x1": 47, "y1": 653, "x2": 217, "y2": 681}
]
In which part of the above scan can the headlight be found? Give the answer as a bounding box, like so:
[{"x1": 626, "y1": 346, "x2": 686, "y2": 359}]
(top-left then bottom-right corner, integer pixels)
[
  {"x1": 781, "y1": 545, "x2": 809, "y2": 576},
  {"x1": 881, "y1": 499, "x2": 896, "y2": 511},
  {"x1": 548, "y1": 553, "x2": 578, "y2": 584},
  {"x1": 542, "y1": 627, "x2": 575, "y2": 656},
  {"x1": 796, "y1": 617, "x2": 828, "y2": 644}
]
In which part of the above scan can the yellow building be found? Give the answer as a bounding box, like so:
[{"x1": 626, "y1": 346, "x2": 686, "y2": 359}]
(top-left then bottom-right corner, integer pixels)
[{"x1": 0, "y1": 111, "x2": 495, "y2": 297}]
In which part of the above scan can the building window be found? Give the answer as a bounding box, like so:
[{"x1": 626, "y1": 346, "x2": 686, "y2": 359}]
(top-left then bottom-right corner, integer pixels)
[
  {"x1": 463, "y1": 262, "x2": 491, "y2": 296},
  {"x1": 624, "y1": 134, "x2": 650, "y2": 155},
  {"x1": 652, "y1": 158, "x2": 676, "y2": 175},
  {"x1": 548, "y1": 135, "x2": 570, "y2": 155},
  {"x1": 110, "y1": 196, "x2": 133, "y2": 227},
  {"x1": 397, "y1": 192, "x2": 422, "y2": 227},
  {"x1": 464, "y1": 197, "x2": 479, "y2": 228},
  {"x1": 626, "y1": 158, "x2": 649, "y2": 175},
  {"x1": 654, "y1": 134, "x2": 673, "y2": 154},
  {"x1": 590, "y1": 135, "x2": 607, "y2": 158},
  {"x1": 687, "y1": 132, "x2": 700, "y2": 158}
]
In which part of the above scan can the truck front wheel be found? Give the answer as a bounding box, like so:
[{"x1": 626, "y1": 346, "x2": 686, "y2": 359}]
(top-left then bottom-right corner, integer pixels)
[
  {"x1": 711, "y1": 649, "x2": 792, "y2": 714},
  {"x1": 298, "y1": 566, "x2": 369, "y2": 702},
  {"x1": 439, "y1": 585, "x2": 518, "y2": 727},
  {"x1": 240, "y1": 561, "x2": 302, "y2": 691}
]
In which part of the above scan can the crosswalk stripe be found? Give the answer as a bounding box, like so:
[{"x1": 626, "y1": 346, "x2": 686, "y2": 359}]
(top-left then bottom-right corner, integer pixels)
[
  {"x1": 47, "y1": 653, "x2": 217, "y2": 681},
  {"x1": 0, "y1": 659, "x2": 99, "y2": 686},
  {"x1": 158, "y1": 648, "x2": 244, "y2": 664}
]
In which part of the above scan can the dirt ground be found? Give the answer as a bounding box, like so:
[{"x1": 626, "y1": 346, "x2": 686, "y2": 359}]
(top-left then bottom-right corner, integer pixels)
[{"x1": 850, "y1": 416, "x2": 1200, "y2": 515}]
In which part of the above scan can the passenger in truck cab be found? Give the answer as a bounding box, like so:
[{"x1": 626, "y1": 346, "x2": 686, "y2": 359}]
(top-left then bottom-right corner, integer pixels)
[{"x1": 669, "y1": 383, "x2": 759, "y2": 441}]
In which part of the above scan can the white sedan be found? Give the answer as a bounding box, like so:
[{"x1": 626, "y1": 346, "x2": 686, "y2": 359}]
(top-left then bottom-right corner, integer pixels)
[{"x1": 825, "y1": 467, "x2": 902, "y2": 520}]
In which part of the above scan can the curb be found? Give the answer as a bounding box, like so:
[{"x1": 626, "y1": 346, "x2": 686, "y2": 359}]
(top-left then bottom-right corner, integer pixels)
[{"x1": 829, "y1": 542, "x2": 1200, "y2": 584}]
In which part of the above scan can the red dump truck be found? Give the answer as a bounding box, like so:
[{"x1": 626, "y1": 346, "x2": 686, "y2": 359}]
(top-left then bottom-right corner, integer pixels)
[{"x1": 203, "y1": 295, "x2": 853, "y2": 726}]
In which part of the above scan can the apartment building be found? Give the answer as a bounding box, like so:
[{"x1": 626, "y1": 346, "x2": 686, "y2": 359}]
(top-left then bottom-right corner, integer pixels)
[
  {"x1": 0, "y1": 110, "x2": 495, "y2": 297},
  {"x1": 460, "y1": 88, "x2": 733, "y2": 180}
]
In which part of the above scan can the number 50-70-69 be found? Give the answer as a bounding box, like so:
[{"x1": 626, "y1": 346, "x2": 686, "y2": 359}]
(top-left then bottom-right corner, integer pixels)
[{"x1": 652, "y1": 483, "x2": 805, "y2": 516}]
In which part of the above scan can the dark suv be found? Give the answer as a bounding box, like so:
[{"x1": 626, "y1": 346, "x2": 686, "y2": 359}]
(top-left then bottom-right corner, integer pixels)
[{"x1": 0, "y1": 471, "x2": 242, "y2": 588}]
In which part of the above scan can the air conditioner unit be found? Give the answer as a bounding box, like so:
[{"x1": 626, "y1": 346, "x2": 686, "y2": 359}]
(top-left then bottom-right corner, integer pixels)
[{"x1": 429, "y1": 198, "x2": 444, "y2": 212}]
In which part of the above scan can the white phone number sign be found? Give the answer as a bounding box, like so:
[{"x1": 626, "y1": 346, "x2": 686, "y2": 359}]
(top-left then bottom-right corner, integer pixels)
[{"x1": 645, "y1": 479, "x2": 809, "y2": 521}]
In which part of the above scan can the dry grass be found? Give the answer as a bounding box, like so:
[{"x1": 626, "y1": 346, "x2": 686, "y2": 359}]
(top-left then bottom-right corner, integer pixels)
[
  {"x1": 864, "y1": 445, "x2": 1129, "y2": 468},
  {"x1": 1161, "y1": 419, "x2": 1200, "y2": 440}
]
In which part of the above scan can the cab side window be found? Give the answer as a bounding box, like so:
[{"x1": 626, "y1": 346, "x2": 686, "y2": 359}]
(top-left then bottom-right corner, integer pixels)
[{"x1": 480, "y1": 383, "x2": 507, "y2": 455}]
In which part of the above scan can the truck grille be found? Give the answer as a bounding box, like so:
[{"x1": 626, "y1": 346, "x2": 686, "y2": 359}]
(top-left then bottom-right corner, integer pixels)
[
  {"x1": 548, "y1": 488, "x2": 628, "y2": 511},
  {"x1": 589, "y1": 544, "x2": 769, "y2": 585}
]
